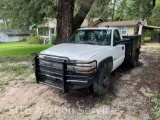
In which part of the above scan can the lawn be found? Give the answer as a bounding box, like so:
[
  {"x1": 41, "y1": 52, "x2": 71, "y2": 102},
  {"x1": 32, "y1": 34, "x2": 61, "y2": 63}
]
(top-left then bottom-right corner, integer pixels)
[
  {"x1": 0, "y1": 41, "x2": 52, "y2": 91},
  {"x1": 0, "y1": 42, "x2": 52, "y2": 60},
  {"x1": 144, "y1": 36, "x2": 151, "y2": 41}
]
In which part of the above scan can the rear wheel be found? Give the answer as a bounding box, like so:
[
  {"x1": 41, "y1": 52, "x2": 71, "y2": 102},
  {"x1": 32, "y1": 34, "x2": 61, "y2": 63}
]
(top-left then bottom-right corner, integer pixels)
[
  {"x1": 130, "y1": 53, "x2": 139, "y2": 68},
  {"x1": 93, "y1": 63, "x2": 111, "y2": 96}
]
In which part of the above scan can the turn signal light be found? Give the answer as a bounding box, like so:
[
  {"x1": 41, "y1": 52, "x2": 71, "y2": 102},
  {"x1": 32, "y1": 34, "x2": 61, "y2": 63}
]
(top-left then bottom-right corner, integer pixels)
[{"x1": 88, "y1": 69, "x2": 95, "y2": 74}]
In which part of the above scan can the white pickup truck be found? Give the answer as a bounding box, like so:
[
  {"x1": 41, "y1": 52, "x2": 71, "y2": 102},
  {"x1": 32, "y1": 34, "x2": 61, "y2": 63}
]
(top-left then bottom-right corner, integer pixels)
[{"x1": 33, "y1": 27, "x2": 141, "y2": 95}]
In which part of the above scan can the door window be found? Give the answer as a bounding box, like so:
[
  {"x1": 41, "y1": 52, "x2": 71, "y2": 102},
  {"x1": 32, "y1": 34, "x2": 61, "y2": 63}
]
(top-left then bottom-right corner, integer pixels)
[{"x1": 113, "y1": 30, "x2": 121, "y2": 43}]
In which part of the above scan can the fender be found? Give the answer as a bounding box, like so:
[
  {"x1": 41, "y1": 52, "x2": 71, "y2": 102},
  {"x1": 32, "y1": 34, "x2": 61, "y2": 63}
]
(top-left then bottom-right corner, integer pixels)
[{"x1": 97, "y1": 56, "x2": 113, "y2": 72}]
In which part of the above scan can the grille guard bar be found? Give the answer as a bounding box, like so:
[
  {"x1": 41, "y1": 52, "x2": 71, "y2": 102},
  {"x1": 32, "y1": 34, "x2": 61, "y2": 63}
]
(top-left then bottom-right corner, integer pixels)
[{"x1": 33, "y1": 53, "x2": 97, "y2": 92}]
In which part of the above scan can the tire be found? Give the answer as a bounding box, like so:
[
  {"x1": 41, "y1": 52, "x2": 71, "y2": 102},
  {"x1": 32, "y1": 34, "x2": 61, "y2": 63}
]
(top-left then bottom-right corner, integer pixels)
[{"x1": 93, "y1": 62, "x2": 111, "y2": 96}]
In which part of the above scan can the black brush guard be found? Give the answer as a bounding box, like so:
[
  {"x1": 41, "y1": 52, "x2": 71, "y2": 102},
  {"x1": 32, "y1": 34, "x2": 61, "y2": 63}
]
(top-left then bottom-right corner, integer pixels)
[{"x1": 34, "y1": 53, "x2": 97, "y2": 92}]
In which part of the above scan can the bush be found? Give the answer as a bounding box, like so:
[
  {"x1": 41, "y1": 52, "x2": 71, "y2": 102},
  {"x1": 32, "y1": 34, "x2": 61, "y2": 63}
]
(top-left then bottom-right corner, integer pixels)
[
  {"x1": 51, "y1": 35, "x2": 56, "y2": 44},
  {"x1": 151, "y1": 30, "x2": 158, "y2": 39},
  {"x1": 28, "y1": 34, "x2": 44, "y2": 44}
]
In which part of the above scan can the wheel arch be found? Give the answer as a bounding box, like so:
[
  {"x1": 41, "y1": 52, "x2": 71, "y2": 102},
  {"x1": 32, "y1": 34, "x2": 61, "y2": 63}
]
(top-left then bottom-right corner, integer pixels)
[{"x1": 97, "y1": 56, "x2": 113, "y2": 72}]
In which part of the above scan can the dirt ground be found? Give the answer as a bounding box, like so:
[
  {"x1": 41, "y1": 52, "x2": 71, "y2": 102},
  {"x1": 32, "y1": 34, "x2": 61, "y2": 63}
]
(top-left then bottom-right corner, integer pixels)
[{"x1": 0, "y1": 42, "x2": 160, "y2": 120}]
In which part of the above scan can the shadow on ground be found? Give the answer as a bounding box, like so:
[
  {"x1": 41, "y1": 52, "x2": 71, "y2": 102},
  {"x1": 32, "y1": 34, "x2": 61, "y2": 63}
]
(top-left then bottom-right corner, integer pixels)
[{"x1": 57, "y1": 60, "x2": 144, "y2": 110}]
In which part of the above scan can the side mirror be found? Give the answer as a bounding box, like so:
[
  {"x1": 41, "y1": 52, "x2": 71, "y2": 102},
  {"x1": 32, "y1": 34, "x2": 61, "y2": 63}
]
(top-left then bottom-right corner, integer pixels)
[
  {"x1": 66, "y1": 38, "x2": 69, "y2": 43},
  {"x1": 113, "y1": 41, "x2": 120, "y2": 46}
]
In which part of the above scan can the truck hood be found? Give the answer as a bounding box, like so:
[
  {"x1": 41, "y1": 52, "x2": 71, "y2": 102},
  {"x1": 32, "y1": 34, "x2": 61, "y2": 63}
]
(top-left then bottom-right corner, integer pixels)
[{"x1": 41, "y1": 43, "x2": 111, "y2": 61}]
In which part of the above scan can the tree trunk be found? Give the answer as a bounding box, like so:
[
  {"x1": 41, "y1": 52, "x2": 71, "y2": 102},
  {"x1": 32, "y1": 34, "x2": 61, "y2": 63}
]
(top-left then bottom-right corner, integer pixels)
[
  {"x1": 72, "y1": 0, "x2": 94, "y2": 32},
  {"x1": 56, "y1": 0, "x2": 74, "y2": 44},
  {"x1": 56, "y1": 0, "x2": 94, "y2": 44},
  {"x1": 111, "y1": 0, "x2": 116, "y2": 21}
]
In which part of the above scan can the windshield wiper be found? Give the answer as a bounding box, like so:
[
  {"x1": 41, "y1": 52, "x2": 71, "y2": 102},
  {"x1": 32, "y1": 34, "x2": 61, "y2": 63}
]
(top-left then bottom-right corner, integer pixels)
[{"x1": 85, "y1": 41, "x2": 96, "y2": 45}]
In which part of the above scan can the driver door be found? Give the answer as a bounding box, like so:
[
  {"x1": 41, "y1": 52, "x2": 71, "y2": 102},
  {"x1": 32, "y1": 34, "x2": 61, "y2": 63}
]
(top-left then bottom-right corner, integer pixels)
[{"x1": 112, "y1": 30, "x2": 125, "y2": 70}]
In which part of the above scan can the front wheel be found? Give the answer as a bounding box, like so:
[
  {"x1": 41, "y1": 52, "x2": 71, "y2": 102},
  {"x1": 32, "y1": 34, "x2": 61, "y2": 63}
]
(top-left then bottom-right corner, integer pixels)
[{"x1": 93, "y1": 63, "x2": 111, "y2": 96}]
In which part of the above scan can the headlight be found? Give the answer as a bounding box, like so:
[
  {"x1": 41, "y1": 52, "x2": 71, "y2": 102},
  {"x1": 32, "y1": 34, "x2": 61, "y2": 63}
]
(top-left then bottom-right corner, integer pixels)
[
  {"x1": 39, "y1": 54, "x2": 45, "y2": 58},
  {"x1": 76, "y1": 61, "x2": 96, "y2": 70},
  {"x1": 67, "y1": 61, "x2": 96, "y2": 74}
]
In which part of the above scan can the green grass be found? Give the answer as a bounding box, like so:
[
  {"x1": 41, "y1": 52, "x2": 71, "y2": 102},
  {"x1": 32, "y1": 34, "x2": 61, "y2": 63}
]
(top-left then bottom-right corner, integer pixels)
[
  {"x1": 0, "y1": 64, "x2": 29, "y2": 76},
  {"x1": 0, "y1": 41, "x2": 52, "y2": 91},
  {"x1": 155, "y1": 48, "x2": 160, "y2": 56},
  {"x1": 151, "y1": 93, "x2": 160, "y2": 117},
  {"x1": 143, "y1": 37, "x2": 151, "y2": 41},
  {"x1": 0, "y1": 41, "x2": 52, "y2": 60},
  {"x1": 27, "y1": 102, "x2": 36, "y2": 108}
]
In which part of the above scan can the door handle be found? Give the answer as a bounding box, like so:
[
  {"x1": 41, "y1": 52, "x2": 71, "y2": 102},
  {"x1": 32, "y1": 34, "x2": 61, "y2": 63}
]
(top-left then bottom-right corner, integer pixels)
[{"x1": 122, "y1": 47, "x2": 124, "y2": 50}]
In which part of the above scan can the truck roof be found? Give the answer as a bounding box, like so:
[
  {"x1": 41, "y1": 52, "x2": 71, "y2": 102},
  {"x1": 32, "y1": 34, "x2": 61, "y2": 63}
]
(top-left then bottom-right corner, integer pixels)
[{"x1": 78, "y1": 27, "x2": 119, "y2": 30}]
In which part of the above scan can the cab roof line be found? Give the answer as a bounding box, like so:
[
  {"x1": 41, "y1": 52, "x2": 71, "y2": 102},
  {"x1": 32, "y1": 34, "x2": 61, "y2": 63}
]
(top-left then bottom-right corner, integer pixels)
[{"x1": 78, "y1": 27, "x2": 119, "y2": 30}]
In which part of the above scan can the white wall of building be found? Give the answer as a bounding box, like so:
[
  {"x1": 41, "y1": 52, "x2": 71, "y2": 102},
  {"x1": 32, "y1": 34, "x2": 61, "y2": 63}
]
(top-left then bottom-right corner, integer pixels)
[
  {"x1": 0, "y1": 32, "x2": 28, "y2": 42},
  {"x1": 0, "y1": 32, "x2": 8, "y2": 42}
]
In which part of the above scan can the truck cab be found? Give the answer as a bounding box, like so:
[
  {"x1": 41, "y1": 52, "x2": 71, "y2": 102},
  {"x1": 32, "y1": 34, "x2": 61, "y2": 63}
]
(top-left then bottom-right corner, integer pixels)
[{"x1": 33, "y1": 27, "x2": 141, "y2": 95}]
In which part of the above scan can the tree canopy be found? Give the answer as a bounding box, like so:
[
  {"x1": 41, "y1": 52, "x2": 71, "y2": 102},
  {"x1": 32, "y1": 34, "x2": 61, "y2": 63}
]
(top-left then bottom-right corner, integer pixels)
[
  {"x1": 0, "y1": 0, "x2": 57, "y2": 29},
  {"x1": 148, "y1": 0, "x2": 160, "y2": 25},
  {"x1": 0, "y1": 0, "x2": 114, "y2": 29},
  {"x1": 0, "y1": 0, "x2": 157, "y2": 28},
  {"x1": 0, "y1": 0, "x2": 95, "y2": 43},
  {"x1": 113, "y1": 0, "x2": 156, "y2": 21},
  {"x1": 0, "y1": 0, "x2": 157, "y2": 43},
  {"x1": 87, "y1": 0, "x2": 111, "y2": 21}
]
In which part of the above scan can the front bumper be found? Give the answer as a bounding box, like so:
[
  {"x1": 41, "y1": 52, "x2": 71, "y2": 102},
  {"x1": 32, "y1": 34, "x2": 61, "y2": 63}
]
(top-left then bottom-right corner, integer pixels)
[{"x1": 33, "y1": 53, "x2": 97, "y2": 92}]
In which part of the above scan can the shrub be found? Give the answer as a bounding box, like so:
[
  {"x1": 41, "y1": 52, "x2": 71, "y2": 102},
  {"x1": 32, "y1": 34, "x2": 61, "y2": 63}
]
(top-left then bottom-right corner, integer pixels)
[
  {"x1": 28, "y1": 34, "x2": 44, "y2": 44},
  {"x1": 151, "y1": 30, "x2": 158, "y2": 39},
  {"x1": 51, "y1": 35, "x2": 56, "y2": 44}
]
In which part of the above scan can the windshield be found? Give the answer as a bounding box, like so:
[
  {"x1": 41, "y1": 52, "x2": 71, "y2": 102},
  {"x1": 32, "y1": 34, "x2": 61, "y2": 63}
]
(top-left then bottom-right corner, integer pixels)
[{"x1": 68, "y1": 29, "x2": 112, "y2": 46}]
